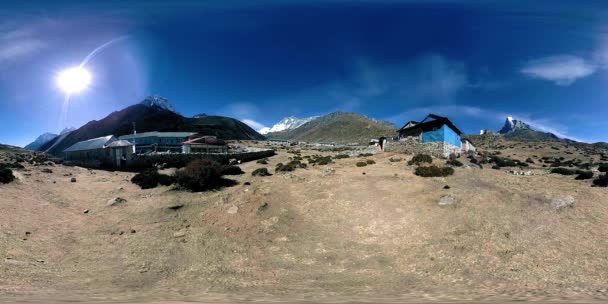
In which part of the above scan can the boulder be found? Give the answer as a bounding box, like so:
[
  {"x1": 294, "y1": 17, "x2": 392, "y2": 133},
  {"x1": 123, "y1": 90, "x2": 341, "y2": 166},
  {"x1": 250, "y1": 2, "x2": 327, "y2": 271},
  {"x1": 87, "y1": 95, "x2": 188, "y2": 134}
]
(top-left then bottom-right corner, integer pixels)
[{"x1": 70, "y1": 177, "x2": 77, "y2": 182}]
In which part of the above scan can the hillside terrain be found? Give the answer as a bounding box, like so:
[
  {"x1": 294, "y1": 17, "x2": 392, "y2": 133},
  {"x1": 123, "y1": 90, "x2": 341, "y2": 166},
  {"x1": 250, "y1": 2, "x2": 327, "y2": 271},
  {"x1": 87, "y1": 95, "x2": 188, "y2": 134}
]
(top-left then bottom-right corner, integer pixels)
[
  {"x1": 267, "y1": 112, "x2": 396, "y2": 144},
  {"x1": 1, "y1": 139, "x2": 608, "y2": 302},
  {"x1": 39, "y1": 97, "x2": 264, "y2": 155}
]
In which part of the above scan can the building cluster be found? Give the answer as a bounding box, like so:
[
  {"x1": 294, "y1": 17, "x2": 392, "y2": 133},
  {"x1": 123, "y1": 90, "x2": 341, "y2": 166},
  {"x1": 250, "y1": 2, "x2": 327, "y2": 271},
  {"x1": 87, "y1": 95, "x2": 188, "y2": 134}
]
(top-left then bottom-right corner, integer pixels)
[{"x1": 63, "y1": 131, "x2": 228, "y2": 168}]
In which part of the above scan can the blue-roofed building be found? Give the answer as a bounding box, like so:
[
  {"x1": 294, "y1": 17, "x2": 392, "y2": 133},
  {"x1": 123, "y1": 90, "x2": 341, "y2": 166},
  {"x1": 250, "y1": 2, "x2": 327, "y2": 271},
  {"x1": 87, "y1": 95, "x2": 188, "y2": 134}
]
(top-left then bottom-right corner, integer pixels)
[
  {"x1": 398, "y1": 114, "x2": 469, "y2": 157},
  {"x1": 63, "y1": 135, "x2": 134, "y2": 168}
]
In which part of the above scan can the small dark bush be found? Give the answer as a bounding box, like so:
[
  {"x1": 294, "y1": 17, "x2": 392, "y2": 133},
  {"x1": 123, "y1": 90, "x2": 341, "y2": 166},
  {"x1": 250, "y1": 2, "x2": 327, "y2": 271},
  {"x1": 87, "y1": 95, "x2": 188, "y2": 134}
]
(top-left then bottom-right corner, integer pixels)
[
  {"x1": 469, "y1": 158, "x2": 479, "y2": 164},
  {"x1": 175, "y1": 159, "x2": 223, "y2": 192},
  {"x1": 492, "y1": 165, "x2": 501, "y2": 170},
  {"x1": 334, "y1": 154, "x2": 350, "y2": 159},
  {"x1": 309, "y1": 155, "x2": 332, "y2": 166},
  {"x1": 276, "y1": 162, "x2": 296, "y2": 172},
  {"x1": 593, "y1": 174, "x2": 608, "y2": 187},
  {"x1": 252, "y1": 168, "x2": 271, "y2": 176},
  {"x1": 575, "y1": 171, "x2": 594, "y2": 180},
  {"x1": 356, "y1": 162, "x2": 367, "y2": 167},
  {"x1": 389, "y1": 157, "x2": 402, "y2": 162},
  {"x1": 0, "y1": 168, "x2": 15, "y2": 184},
  {"x1": 491, "y1": 156, "x2": 518, "y2": 167},
  {"x1": 220, "y1": 165, "x2": 244, "y2": 175},
  {"x1": 358, "y1": 153, "x2": 374, "y2": 157},
  {"x1": 550, "y1": 168, "x2": 577, "y2": 175},
  {"x1": 256, "y1": 158, "x2": 268, "y2": 164},
  {"x1": 131, "y1": 169, "x2": 175, "y2": 189},
  {"x1": 415, "y1": 166, "x2": 454, "y2": 177},
  {"x1": 366, "y1": 159, "x2": 376, "y2": 165},
  {"x1": 408, "y1": 154, "x2": 433, "y2": 166},
  {"x1": 525, "y1": 158, "x2": 535, "y2": 164},
  {"x1": 446, "y1": 159, "x2": 463, "y2": 167},
  {"x1": 598, "y1": 164, "x2": 608, "y2": 173}
]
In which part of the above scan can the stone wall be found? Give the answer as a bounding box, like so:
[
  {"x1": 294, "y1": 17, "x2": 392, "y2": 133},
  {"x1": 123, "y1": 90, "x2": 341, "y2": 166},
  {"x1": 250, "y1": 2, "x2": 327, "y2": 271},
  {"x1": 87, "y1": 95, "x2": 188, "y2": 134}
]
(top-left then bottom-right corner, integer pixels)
[
  {"x1": 385, "y1": 139, "x2": 461, "y2": 158},
  {"x1": 129, "y1": 149, "x2": 275, "y2": 168}
]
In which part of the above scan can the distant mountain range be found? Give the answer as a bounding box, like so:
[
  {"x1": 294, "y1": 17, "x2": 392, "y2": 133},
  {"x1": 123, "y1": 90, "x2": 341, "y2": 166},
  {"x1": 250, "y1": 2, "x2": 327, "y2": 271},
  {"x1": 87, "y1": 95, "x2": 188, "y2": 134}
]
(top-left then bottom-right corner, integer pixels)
[
  {"x1": 25, "y1": 128, "x2": 75, "y2": 151},
  {"x1": 497, "y1": 116, "x2": 563, "y2": 141},
  {"x1": 38, "y1": 96, "x2": 264, "y2": 155},
  {"x1": 266, "y1": 112, "x2": 396, "y2": 144},
  {"x1": 259, "y1": 116, "x2": 318, "y2": 134}
]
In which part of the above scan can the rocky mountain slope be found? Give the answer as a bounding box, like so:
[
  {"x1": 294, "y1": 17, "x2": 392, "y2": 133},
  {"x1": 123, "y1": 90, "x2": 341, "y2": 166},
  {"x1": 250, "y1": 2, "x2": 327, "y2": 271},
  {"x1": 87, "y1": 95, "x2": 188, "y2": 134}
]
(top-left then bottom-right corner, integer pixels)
[
  {"x1": 497, "y1": 116, "x2": 562, "y2": 141},
  {"x1": 24, "y1": 133, "x2": 58, "y2": 151},
  {"x1": 39, "y1": 96, "x2": 265, "y2": 155},
  {"x1": 267, "y1": 112, "x2": 396, "y2": 144},
  {"x1": 260, "y1": 116, "x2": 318, "y2": 134}
]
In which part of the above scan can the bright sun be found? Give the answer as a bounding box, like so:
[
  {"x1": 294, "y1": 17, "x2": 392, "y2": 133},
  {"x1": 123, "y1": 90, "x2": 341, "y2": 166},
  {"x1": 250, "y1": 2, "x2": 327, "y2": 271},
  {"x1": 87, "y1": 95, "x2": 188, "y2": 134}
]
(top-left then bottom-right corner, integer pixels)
[{"x1": 56, "y1": 66, "x2": 92, "y2": 94}]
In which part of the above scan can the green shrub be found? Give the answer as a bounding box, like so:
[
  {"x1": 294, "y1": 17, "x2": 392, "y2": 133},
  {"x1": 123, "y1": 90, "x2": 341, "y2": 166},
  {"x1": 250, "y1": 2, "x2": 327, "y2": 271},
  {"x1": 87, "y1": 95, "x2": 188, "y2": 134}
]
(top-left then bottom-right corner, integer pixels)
[
  {"x1": 491, "y1": 165, "x2": 501, "y2": 170},
  {"x1": 252, "y1": 168, "x2": 271, "y2": 176},
  {"x1": 356, "y1": 162, "x2": 367, "y2": 167},
  {"x1": 491, "y1": 156, "x2": 518, "y2": 167},
  {"x1": 550, "y1": 168, "x2": 577, "y2": 175},
  {"x1": 415, "y1": 166, "x2": 454, "y2": 177},
  {"x1": 256, "y1": 158, "x2": 268, "y2": 164},
  {"x1": 446, "y1": 159, "x2": 463, "y2": 167},
  {"x1": 389, "y1": 157, "x2": 402, "y2": 162},
  {"x1": 276, "y1": 162, "x2": 296, "y2": 172},
  {"x1": 366, "y1": 159, "x2": 376, "y2": 165},
  {"x1": 408, "y1": 154, "x2": 432, "y2": 165},
  {"x1": 0, "y1": 168, "x2": 15, "y2": 184},
  {"x1": 309, "y1": 155, "x2": 332, "y2": 166},
  {"x1": 131, "y1": 169, "x2": 175, "y2": 189},
  {"x1": 333, "y1": 154, "x2": 350, "y2": 159},
  {"x1": 575, "y1": 171, "x2": 594, "y2": 180},
  {"x1": 598, "y1": 164, "x2": 608, "y2": 173},
  {"x1": 358, "y1": 153, "x2": 374, "y2": 157},
  {"x1": 175, "y1": 159, "x2": 223, "y2": 192},
  {"x1": 220, "y1": 165, "x2": 244, "y2": 175},
  {"x1": 593, "y1": 174, "x2": 608, "y2": 187}
]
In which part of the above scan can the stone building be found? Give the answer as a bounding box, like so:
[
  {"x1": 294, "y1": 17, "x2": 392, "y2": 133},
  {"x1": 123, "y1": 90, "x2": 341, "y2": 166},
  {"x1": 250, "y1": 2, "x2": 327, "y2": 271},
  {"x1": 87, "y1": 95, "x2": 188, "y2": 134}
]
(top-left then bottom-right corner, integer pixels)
[
  {"x1": 119, "y1": 131, "x2": 196, "y2": 153},
  {"x1": 181, "y1": 136, "x2": 228, "y2": 154},
  {"x1": 63, "y1": 135, "x2": 133, "y2": 168}
]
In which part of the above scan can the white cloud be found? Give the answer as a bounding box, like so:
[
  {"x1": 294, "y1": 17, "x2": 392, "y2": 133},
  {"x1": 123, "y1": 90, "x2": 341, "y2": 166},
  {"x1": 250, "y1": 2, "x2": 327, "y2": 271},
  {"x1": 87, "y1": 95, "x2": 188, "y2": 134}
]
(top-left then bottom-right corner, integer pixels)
[
  {"x1": 241, "y1": 119, "x2": 268, "y2": 132},
  {"x1": 521, "y1": 55, "x2": 597, "y2": 86}
]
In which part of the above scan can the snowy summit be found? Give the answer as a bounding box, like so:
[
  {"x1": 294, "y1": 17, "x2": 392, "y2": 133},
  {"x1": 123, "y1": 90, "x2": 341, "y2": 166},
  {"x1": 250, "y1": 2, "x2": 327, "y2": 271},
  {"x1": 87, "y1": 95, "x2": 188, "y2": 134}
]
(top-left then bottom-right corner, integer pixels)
[
  {"x1": 260, "y1": 116, "x2": 318, "y2": 134},
  {"x1": 139, "y1": 95, "x2": 176, "y2": 113}
]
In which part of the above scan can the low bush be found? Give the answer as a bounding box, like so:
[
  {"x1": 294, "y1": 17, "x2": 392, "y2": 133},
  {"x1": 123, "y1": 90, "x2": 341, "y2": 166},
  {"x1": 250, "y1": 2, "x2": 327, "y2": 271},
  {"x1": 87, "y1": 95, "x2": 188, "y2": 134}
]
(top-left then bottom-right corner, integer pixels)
[
  {"x1": 333, "y1": 154, "x2": 350, "y2": 159},
  {"x1": 358, "y1": 153, "x2": 374, "y2": 157},
  {"x1": 492, "y1": 165, "x2": 501, "y2": 170},
  {"x1": 0, "y1": 168, "x2": 15, "y2": 184},
  {"x1": 575, "y1": 171, "x2": 594, "y2": 180},
  {"x1": 446, "y1": 159, "x2": 463, "y2": 167},
  {"x1": 408, "y1": 154, "x2": 433, "y2": 166},
  {"x1": 366, "y1": 159, "x2": 376, "y2": 165},
  {"x1": 491, "y1": 156, "x2": 518, "y2": 167},
  {"x1": 415, "y1": 166, "x2": 454, "y2": 177},
  {"x1": 309, "y1": 155, "x2": 332, "y2": 166},
  {"x1": 598, "y1": 164, "x2": 608, "y2": 173},
  {"x1": 276, "y1": 162, "x2": 296, "y2": 172},
  {"x1": 389, "y1": 157, "x2": 402, "y2": 162},
  {"x1": 469, "y1": 158, "x2": 479, "y2": 164},
  {"x1": 256, "y1": 158, "x2": 268, "y2": 164},
  {"x1": 131, "y1": 169, "x2": 175, "y2": 189},
  {"x1": 593, "y1": 174, "x2": 608, "y2": 187},
  {"x1": 175, "y1": 159, "x2": 224, "y2": 192},
  {"x1": 356, "y1": 162, "x2": 367, "y2": 167},
  {"x1": 252, "y1": 168, "x2": 271, "y2": 176},
  {"x1": 220, "y1": 165, "x2": 244, "y2": 175},
  {"x1": 550, "y1": 168, "x2": 577, "y2": 175},
  {"x1": 525, "y1": 158, "x2": 535, "y2": 164}
]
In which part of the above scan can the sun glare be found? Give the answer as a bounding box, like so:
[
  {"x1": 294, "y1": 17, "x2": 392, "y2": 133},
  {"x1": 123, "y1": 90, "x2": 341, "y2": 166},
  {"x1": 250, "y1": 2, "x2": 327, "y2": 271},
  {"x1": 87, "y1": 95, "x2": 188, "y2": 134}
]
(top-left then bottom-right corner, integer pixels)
[{"x1": 56, "y1": 66, "x2": 92, "y2": 94}]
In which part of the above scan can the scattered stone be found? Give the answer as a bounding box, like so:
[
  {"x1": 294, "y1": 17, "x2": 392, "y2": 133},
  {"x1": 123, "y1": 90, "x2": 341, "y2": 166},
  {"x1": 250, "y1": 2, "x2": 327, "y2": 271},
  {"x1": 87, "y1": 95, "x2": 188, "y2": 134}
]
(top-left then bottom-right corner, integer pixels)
[
  {"x1": 83, "y1": 209, "x2": 89, "y2": 214},
  {"x1": 244, "y1": 182, "x2": 251, "y2": 186},
  {"x1": 509, "y1": 170, "x2": 532, "y2": 176},
  {"x1": 444, "y1": 185, "x2": 451, "y2": 189},
  {"x1": 173, "y1": 229, "x2": 187, "y2": 238},
  {"x1": 362, "y1": 172, "x2": 366, "y2": 175},
  {"x1": 70, "y1": 177, "x2": 77, "y2": 183},
  {"x1": 167, "y1": 203, "x2": 184, "y2": 211},
  {"x1": 227, "y1": 206, "x2": 239, "y2": 214},
  {"x1": 63, "y1": 173, "x2": 72, "y2": 176},
  {"x1": 130, "y1": 229, "x2": 137, "y2": 234},
  {"x1": 438, "y1": 195, "x2": 456, "y2": 206},
  {"x1": 321, "y1": 168, "x2": 335, "y2": 177},
  {"x1": 106, "y1": 197, "x2": 126, "y2": 207},
  {"x1": 550, "y1": 196, "x2": 575, "y2": 210}
]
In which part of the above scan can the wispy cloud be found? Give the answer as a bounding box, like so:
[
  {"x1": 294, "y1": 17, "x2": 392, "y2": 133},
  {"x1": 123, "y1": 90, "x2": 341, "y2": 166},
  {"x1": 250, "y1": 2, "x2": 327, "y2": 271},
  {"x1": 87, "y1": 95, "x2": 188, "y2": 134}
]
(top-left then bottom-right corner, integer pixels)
[
  {"x1": 0, "y1": 26, "x2": 47, "y2": 64},
  {"x1": 520, "y1": 55, "x2": 597, "y2": 86},
  {"x1": 241, "y1": 119, "x2": 268, "y2": 132},
  {"x1": 220, "y1": 102, "x2": 268, "y2": 132}
]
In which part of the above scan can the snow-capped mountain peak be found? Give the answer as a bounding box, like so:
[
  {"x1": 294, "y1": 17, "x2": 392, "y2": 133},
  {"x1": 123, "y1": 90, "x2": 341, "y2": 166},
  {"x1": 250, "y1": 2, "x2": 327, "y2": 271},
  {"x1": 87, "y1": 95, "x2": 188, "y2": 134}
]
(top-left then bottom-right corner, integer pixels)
[
  {"x1": 260, "y1": 116, "x2": 318, "y2": 134},
  {"x1": 499, "y1": 116, "x2": 532, "y2": 134},
  {"x1": 139, "y1": 95, "x2": 176, "y2": 113}
]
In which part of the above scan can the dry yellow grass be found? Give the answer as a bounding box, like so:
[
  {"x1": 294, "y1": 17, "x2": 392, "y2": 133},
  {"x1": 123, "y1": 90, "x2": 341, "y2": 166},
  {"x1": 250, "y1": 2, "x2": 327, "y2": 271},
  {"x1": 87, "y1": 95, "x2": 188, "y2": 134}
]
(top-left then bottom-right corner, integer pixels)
[{"x1": 1, "y1": 144, "x2": 607, "y2": 303}]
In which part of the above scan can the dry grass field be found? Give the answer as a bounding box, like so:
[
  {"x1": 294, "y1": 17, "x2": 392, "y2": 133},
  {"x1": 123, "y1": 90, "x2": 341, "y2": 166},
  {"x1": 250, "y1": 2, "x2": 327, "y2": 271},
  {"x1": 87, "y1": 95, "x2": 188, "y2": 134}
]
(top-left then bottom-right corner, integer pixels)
[{"x1": 1, "y1": 141, "x2": 608, "y2": 303}]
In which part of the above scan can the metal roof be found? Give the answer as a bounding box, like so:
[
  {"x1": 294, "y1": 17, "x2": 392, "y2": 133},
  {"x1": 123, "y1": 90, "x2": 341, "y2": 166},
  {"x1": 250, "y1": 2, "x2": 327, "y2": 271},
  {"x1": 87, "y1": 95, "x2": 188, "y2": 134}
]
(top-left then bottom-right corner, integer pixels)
[
  {"x1": 63, "y1": 135, "x2": 116, "y2": 152},
  {"x1": 119, "y1": 132, "x2": 196, "y2": 140}
]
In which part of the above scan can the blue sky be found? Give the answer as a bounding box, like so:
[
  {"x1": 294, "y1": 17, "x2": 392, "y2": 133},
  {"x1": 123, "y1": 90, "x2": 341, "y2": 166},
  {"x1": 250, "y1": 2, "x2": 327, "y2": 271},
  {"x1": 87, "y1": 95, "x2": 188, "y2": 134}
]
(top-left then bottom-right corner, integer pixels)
[{"x1": 2, "y1": 0, "x2": 608, "y2": 147}]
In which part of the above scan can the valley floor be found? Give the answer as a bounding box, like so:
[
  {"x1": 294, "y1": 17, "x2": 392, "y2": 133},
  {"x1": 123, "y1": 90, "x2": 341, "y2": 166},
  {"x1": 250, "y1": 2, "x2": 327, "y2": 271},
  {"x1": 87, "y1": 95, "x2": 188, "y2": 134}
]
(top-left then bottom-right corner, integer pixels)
[{"x1": 1, "y1": 148, "x2": 608, "y2": 303}]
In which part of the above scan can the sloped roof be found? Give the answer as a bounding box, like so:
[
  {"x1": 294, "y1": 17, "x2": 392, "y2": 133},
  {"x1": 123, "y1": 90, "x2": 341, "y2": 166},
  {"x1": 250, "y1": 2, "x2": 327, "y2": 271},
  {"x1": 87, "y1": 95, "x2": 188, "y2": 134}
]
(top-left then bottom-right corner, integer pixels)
[
  {"x1": 183, "y1": 136, "x2": 225, "y2": 146},
  {"x1": 63, "y1": 135, "x2": 116, "y2": 152},
  {"x1": 119, "y1": 131, "x2": 196, "y2": 140},
  {"x1": 400, "y1": 114, "x2": 463, "y2": 135}
]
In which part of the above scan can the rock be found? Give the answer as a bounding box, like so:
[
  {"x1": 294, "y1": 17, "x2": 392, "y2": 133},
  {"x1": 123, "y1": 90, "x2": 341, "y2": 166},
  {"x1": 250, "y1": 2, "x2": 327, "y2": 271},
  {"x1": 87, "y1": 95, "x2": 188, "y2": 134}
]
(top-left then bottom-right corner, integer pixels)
[
  {"x1": 258, "y1": 202, "x2": 269, "y2": 212},
  {"x1": 173, "y1": 229, "x2": 187, "y2": 238},
  {"x1": 438, "y1": 195, "x2": 456, "y2": 206},
  {"x1": 228, "y1": 158, "x2": 238, "y2": 165},
  {"x1": 106, "y1": 197, "x2": 126, "y2": 207},
  {"x1": 130, "y1": 229, "x2": 136, "y2": 234},
  {"x1": 83, "y1": 209, "x2": 89, "y2": 214},
  {"x1": 550, "y1": 196, "x2": 575, "y2": 210},
  {"x1": 227, "y1": 206, "x2": 238, "y2": 214},
  {"x1": 244, "y1": 182, "x2": 251, "y2": 186},
  {"x1": 41, "y1": 168, "x2": 53, "y2": 173},
  {"x1": 321, "y1": 168, "x2": 335, "y2": 177},
  {"x1": 443, "y1": 185, "x2": 451, "y2": 189},
  {"x1": 167, "y1": 203, "x2": 184, "y2": 211},
  {"x1": 70, "y1": 177, "x2": 76, "y2": 182}
]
